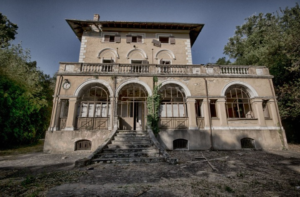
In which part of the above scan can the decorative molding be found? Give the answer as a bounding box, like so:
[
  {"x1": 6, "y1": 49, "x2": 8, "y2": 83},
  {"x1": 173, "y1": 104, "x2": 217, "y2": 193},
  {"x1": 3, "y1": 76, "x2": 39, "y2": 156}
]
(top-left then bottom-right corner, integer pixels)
[
  {"x1": 98, "y1": 48, "x2": 119, "y2": 59},
  {"x1": 116, "y1": 78, "x2": 152, "y2": 96},
  {"x1": 126, "y1": 48, "x2": 148, "y2": 59},
  {"x1": 159, "y1": 80, "x2": 191, "y2": 97},
  {"x1": 221, "y1": 81, "x2": 259, "y2": 98},
  {"x1": 155, "y1": 49, "x2": 176, "y2": 60},
  {"x1": 74, "y1": 79, "x2": 114, "y2": 97}
]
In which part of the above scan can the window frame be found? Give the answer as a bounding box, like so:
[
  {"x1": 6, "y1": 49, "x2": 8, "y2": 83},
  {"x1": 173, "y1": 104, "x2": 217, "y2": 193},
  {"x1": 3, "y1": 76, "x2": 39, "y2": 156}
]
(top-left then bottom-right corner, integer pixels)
[{"x1": 101, "y1": 32, "x2": 119, "y2": 43}]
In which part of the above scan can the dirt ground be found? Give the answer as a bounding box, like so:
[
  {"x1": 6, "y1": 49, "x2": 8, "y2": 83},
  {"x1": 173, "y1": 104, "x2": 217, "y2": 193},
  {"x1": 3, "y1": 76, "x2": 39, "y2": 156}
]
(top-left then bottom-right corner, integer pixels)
[{"x1": 0, "y1": 142, "x2": 300, "y2": 197}]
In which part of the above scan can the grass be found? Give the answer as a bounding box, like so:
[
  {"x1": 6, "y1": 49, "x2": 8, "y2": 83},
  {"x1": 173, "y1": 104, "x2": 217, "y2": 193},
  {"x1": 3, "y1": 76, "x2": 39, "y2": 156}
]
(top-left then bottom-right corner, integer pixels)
[{"x1": 0, "y1": 139, "x2": 44, "y2": 156}]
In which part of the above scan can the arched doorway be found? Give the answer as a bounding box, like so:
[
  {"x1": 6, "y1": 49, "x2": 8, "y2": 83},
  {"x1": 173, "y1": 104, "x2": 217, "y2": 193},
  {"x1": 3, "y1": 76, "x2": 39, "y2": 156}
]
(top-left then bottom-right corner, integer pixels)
[
  {"x1": 76, "y1": 83, "x2": 111, "y2": 130},
  {"x1": 117, "y1": 83, "x2": 148, "y2": 131}
]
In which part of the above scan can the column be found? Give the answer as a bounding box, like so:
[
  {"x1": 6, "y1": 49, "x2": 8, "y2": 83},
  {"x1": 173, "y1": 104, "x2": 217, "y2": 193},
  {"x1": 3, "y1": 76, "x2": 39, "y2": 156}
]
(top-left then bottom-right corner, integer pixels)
[
  {"x1": 186, "y1": 98, "x2": 198, "y2": 130},
  {"x1": 268, "y1": 99, "x2": 279, "y2": 125},
  {"x1": 52, "y1": 99, "x2": 61, "y2": 131},
  {"x1": 109, "y1": 97, "x2": 115, "y2": 130},
  {"x1": 217, "y1": 98, "x2": 228, "y2": 127},
  {"x1": 202, "y1": 98, "x2": 210, "y2": 130},
  {"x1": 251, "y1": 98, "x2": 266, "y2": 127},
  {"x1": 65, "y1": 98, "x2": 78, "y2": 131}
]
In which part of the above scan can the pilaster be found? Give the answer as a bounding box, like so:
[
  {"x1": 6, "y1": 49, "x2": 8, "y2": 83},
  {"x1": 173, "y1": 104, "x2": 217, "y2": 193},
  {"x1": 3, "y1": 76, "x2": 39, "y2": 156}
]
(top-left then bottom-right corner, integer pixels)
[
  {"x1": 251, "y1": 98, "x2": 266, "y2": 127},
  {"x1": 65, "y1": 98, "x2": 77, "y2": 131},
  {"x1": 186, "y1": 98, "x2": 197, "y2": 130},
  {"x1": 217, "y1": 98, "x2": 227, "y2": 126}
]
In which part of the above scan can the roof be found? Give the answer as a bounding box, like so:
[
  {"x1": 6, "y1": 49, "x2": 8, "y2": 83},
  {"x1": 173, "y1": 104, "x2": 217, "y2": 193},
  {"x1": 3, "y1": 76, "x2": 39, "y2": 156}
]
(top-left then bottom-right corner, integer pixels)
[{"x1": 66, "y1": 19, "x2": 204, "y2": 46}]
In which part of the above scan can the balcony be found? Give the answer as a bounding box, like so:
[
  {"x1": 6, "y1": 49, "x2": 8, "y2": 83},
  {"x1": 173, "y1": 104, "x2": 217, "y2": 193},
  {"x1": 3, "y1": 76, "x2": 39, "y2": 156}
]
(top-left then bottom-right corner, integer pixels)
[{"x1": 58, "y1": 63, "x2": 270, "y2": 77}]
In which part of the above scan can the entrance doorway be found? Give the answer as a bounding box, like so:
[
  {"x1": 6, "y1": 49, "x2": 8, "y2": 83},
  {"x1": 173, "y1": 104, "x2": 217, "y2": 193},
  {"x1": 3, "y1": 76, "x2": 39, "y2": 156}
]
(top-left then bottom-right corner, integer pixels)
[{"x1": 117, "y1": 84, "x2": 148, "y2": 131}]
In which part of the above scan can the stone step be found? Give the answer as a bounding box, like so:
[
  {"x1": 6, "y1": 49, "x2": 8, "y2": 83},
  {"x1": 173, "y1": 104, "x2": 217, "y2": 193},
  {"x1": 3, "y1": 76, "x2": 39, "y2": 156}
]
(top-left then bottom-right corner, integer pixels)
[
  {"x1": 114, "y1": 136, "x2": 149, "y2": 140},
  {"x1": 113, "y1": 139, "x2": 151, "y2": 143},
  {"x1": 103, "y1": 148, "x2": 158, "y2": 153},
  {"x1": 111, "y1": 141, "x2": 152, "y2": 145},
  {"x1": 98, "y1": 152, "x2": 160, "y2": 158},
  {"x1": 108, "y1": 144, "x2": 153, "y2": 149},
  {"x1": 92, "y1": 157, "x2": 164, "y2": 164},
  {"x1": 117, "y1": 131, "x2": 146, "y2": 134}
]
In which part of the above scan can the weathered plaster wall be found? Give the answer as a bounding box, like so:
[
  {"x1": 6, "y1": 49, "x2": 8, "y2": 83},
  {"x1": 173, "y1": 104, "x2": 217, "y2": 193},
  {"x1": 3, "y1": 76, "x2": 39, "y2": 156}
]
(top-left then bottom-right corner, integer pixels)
[{"x1": 44, "y1": 129, "x2": 112, "y2": 153}]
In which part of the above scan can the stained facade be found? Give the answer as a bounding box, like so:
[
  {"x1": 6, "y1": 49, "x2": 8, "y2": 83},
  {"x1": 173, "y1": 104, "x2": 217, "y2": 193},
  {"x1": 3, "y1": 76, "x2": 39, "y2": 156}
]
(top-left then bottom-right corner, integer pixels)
[{"x1": 44, "y1": 14, "x2": 288, "y2": 153}]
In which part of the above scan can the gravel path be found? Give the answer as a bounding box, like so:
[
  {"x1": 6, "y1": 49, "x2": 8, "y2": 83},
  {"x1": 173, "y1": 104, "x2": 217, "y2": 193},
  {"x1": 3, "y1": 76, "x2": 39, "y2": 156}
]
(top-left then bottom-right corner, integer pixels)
[{"x1": 1, "y1": 147, "x2": 300, "y2": 196}]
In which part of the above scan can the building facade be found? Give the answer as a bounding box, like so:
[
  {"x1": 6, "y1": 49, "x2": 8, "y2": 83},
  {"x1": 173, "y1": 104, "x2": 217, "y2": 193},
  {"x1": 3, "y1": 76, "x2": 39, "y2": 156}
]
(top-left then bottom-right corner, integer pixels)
[{"x1": 44, "y1": 14, "x2": 288, "y2": 153}]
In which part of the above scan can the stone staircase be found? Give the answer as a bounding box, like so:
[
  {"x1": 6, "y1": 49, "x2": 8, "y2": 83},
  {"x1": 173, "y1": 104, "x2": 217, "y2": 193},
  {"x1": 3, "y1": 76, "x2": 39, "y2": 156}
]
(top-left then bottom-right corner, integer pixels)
[{"x1": 91, "y1": 130, "x2": 164, "y2": 164}]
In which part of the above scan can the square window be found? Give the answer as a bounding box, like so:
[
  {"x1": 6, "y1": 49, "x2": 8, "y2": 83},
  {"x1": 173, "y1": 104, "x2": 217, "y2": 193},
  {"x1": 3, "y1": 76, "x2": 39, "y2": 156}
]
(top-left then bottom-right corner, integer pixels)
[
  {"x1": 159, "y1": 37, "x2": 169, "y2": 43},
  {"x1": 132, "y1": 36, "x2": 137, "y2": 43},
  {"x1": 109, "y1": 36, "x2": 115, "y2": 42}
]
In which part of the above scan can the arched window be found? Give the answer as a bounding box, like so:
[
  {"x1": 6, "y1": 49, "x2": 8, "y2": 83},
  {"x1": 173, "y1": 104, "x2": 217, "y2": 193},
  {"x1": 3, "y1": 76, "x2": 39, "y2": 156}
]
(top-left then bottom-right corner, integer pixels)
[
  {"x1": 75, "y1": 140, "x2": 91, "y2": 150},
  {"x1": 159, "y1": 84, "x2": 186, "y2": 117},
  {"x1": 225, "y1": 86, "x2": 253, "y2": 118},
  {"x1": 77, "y1": 83, "x2": 110, "y2": 130}
]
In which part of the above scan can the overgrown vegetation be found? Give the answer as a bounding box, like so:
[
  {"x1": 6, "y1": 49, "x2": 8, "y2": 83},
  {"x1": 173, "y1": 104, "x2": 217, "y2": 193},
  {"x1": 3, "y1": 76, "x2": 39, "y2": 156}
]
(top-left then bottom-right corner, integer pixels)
[
  {"x1": 217, "y1": 3, "x2": 300, "y2": 142},
  {"x1": 147, "y1": 77, "x2": 161, "y2": 134},
  {"x1": 0, "y1": 13, "x2": 54, "y2": 148}
]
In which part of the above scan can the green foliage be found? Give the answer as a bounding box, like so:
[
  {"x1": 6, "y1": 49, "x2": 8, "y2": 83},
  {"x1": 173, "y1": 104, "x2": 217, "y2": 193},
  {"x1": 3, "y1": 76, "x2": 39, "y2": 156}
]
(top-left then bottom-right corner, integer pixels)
[
  {"x1": 147, "y1": 82, "x2": 161, "y2": 134},
  {"x1": 216, "y1": 57, "x2": 231, "y2": 65},
  {"x1": 0, "y1": 44, "x2": 54, "y2": 148},
  {"x1": 0, "y1": 13, "x2": 18, "y2": 48},
  {"x1": 222, "y1": 3, "x2": 300, "y2": 142}
]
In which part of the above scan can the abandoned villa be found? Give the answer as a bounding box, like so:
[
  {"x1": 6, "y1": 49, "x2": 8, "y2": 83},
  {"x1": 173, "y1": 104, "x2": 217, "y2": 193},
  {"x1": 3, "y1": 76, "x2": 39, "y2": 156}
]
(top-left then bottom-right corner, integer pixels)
[{"x1": 44, "y1": 14, "x2": 288, "y2": 158}]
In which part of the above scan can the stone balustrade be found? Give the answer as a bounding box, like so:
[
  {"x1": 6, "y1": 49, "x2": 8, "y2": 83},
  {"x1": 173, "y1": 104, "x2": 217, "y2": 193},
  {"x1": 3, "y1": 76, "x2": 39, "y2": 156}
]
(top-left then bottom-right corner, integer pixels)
[{"x1": 58, "y1": 63, "x2": 270, "y2": 76}]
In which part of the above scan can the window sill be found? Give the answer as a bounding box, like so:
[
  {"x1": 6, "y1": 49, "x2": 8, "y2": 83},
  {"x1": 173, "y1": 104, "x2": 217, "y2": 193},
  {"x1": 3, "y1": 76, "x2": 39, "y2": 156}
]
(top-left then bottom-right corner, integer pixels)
[
  {"x1": 227, "y1": 118, "x2": 258, "y2": 121},
  {"x1": 265, "y1": 118, "x2": 272, "y2": 120},
  {"x1": 211, "y1": 117, "x2": 219, "y2": 120}
]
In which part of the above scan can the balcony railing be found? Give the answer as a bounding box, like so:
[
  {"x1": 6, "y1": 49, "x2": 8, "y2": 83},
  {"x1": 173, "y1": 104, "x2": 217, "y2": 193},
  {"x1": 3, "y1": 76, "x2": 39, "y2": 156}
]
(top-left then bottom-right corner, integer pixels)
[{"x1": 59, "y1": 63, "x2": 270, "y2": 76}]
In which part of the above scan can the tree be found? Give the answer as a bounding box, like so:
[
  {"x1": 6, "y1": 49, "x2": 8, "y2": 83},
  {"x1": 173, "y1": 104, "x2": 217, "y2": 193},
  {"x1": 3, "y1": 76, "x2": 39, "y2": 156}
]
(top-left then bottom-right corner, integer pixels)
[
  {"x1": 0, "y1": 13, "x2": 18, "y2": 48},
  {"x1": 222, "y1": 3, "x2": 300, "y2": 142},
  {"x1": 216, "y1": 57, "x2": 231, "y2": 65}
]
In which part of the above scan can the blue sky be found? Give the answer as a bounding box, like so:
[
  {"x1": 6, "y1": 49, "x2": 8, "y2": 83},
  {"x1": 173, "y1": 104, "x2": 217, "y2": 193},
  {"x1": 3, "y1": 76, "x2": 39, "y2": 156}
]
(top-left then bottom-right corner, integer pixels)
[{"x1": 1, "y1": 0, "x2": 299, "y2": 76}]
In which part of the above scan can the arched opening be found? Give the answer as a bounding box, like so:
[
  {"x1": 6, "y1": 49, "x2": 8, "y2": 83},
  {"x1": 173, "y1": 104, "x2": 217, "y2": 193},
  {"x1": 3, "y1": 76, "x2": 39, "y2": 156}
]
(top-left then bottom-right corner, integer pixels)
[
  {"x1": 76, "y1": 83, "x2": 110, "y2": 130},
  {"x1": 225, "y1": 85, "x2": 254, "y2": 118},
  {"x1": 241, "y1": 138, "x2": 255, "y2": 149},
  {"x1": 117, "y1": 83, "x2": 148, "y2": 131},
  {"x1": 75, "y1": 140, "x2": 91, "y2": 150},
  {"x1": 159, "y1": 84, "x2": 188, "y2": 129},
  {"x1": 173, "y1": 139, "x2": 188, "y2": 150}
]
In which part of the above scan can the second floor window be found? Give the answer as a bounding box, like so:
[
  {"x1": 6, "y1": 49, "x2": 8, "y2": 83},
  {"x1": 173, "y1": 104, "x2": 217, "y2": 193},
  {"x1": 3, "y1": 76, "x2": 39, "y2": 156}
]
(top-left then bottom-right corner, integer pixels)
[
  {"x1": 103, "y1": 34, "x2": 121, "y2": 43},
  {"x1": 159, "y1": 37, "x2": 169, "y2": 43}
]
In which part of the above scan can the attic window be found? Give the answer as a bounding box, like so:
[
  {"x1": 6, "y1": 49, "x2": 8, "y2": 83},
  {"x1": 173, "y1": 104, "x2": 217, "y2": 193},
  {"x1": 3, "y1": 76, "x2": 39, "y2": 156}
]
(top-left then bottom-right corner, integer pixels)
[
  {"x1": 109, "y1": 36, "x2": 115, "y2": 42},
  {"x1": 159, "y1": 37, "x2": 169, "y2": 43}
]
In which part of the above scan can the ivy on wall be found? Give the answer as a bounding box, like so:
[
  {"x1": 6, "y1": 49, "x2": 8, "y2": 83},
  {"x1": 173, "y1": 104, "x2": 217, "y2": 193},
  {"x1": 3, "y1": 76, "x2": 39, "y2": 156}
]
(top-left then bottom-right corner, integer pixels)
[{"x1": 147, "y1": 77, "x2": 161, "y2": 134}]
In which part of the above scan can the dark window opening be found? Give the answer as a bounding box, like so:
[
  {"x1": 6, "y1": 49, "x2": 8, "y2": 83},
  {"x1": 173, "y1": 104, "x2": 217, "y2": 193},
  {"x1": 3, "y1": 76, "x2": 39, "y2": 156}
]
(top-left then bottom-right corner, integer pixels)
[
  {"x1": 109, "y1": 36, "x2": 115, "y2": 42},
  {"x1": 161, "y1": 60, "x2": 171, "y2": 65},
  {"x1": 75, "y1": 140, "x2": 91, "y2": 150},
  {"x1": 195, "y1": 100, "x2": 203, "y2": 117},
  {"x1": 132, "y1": 36, "x2": 137, "y2": 43},
  {"x1": 159, "y1": 37, "x2": 169, "y2": 43},
  {"x1": 210, "y1": 100, "x2": 217, "y2": 117},
  {"x1": 262, "y1": 100, "x2": 270, "y2": 119},
  {"x1": 173, "y1": 139, "x2": 188, "y2": 149},
  {"x1": 131, "y1": 60, "x2": 143, "y2": 64},
  {"x1": 241, "y1": 138, "x2": 255, "y2": 149},
  {"x1": 103, "y1": 59, "x2": 114, "y2": 63}
]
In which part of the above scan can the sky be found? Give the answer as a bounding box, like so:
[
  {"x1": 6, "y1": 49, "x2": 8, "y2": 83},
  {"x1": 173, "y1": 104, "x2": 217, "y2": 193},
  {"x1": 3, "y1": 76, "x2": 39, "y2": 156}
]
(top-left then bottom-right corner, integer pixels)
[{"x1": 1, "y1": 0, "x2": 299, "y2": 76}]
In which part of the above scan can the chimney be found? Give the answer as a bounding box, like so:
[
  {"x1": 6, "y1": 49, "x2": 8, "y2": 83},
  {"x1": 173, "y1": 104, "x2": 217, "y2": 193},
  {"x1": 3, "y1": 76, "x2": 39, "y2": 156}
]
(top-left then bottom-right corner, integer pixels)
[{"x1": 93, "y1": 14, "x2": 100, "y2": 21}]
